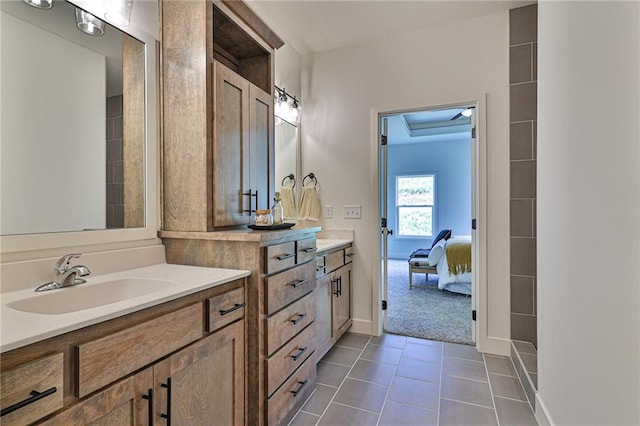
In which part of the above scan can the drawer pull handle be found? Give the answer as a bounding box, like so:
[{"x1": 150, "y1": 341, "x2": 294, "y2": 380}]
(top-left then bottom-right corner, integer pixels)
[
  {"x1": 276, "y1": 253, "x2": 295, "y2": 261},
  {"x1": 291, "y1": 380, "x2": 308, "y2": 397},
  {"x1": 290, "y1": 279, "x2": 309, "y2": 289},
  {"x1": 301, "y1": 247, "x2": 317, "y2": 253},
  {"x1": 291, "y1": 346, "x2": 308, "y2": 361},
  {"x1": 346, "y1": 252, "x2": 355, "y2": 258},
  {"x1": 160, "y1": 378, "x2": 171, "y2": 425},
  {"x1": 0, "y1": 387, "x2": 57, "y2": 417},
  {"x1": 141, "y1": 388, "x2": 154, "y2": 426},
  {"x1": 316, "y1": 267, "x2": 324, "y2": 272},
  {"x1": 219, "y1": 302, "x2": 246, "y2": 316},
  {"x1": 290, "y1": 313, "x2": 308, "y2": 325}
]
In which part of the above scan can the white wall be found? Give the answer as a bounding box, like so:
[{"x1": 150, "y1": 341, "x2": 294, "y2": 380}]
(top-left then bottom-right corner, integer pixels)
[
  {"x1": 537, "y1": 1, "x2": 640, "y2": 424},
  {"x1": 301, "y1": 11, "x2": 510, "y2": 350},
  {"x1": 1, "y1": 11, "x2": 106, "y2": 235}
]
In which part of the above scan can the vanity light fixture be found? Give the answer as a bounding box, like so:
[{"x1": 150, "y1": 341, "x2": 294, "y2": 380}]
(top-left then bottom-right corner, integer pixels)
[
  {"x1": 22, "y1": 0, "x2": 53, "y2": 9},
  {"x1": 104, "y1": 0, "x2": 134, "y2": 26},
  {"x1": 274, "y1": 85, "x2": 301, "y2": 125},
  {"x1": 75, "y1": 8, "x2": 105, "y2": 36}
]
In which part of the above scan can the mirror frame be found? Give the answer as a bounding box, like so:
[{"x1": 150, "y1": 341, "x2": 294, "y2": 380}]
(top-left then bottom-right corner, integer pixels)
[{"x1": 0, "y1": 1, "x2": 159, "y2": 255}]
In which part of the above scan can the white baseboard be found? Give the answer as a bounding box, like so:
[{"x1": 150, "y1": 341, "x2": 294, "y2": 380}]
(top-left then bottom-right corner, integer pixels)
[
  {"x1": 350, "y1": 319, "x2": 373, "y2": 335},
  {"x1": 535, "y1": 392, "x2": 553, "y2": 426}
]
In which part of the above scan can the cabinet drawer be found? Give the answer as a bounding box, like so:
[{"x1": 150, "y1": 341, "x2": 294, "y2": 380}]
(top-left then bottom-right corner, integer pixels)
[
  {"x1": 325, "y1": 250, "x2": 344, "y2": 274},
  {"x1": 265, "y1": 324, "x2": 316, "y2": 397},
  {"x1": 265, "y1": 263, "x2": 315, "y2": 315},
  {"x1": 266, "y1": 293, "x2": 315, "y2": 356},
  {"x1": 315, "y1": 256, "x2": 326, "y2": 278},
  {"x1": 296, "y1": 237, "x2": 317, "y2": 264},
  {"x1": 1, "y1": 353, "x2": 63, "y2": 425},
  {"x1": 207, "y1": 287, "x2": 245, "y2": 332},
  {"x1": 266, "y1": 354, "x2": 316, "y2": 426},
  {"x1": 345, "y1": 246, "x2": 355, "y2": 264},
  {"x1": 267, "y1": 242, "x2": 296, "y2": 274},
  {"x1": 76, "y1": 303, "x2": 203, "y2": 398}
]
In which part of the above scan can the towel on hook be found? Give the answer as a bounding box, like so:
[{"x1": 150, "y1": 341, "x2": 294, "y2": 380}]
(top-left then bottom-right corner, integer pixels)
[
  {"x1": 280, "y1": 186, "x2": 297, "y2": 220},
  {"x1": 299, "y1": 185, "x2": 321, "y2": 221}
]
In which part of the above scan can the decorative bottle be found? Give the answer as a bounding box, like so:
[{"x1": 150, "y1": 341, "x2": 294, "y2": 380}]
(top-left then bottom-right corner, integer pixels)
[{"x1": 271, "y1": 192, "x2": 284, "y2": 225}]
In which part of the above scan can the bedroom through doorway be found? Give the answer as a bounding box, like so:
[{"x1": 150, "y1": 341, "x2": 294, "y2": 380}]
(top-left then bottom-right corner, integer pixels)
[{"x1": 379, "y1": 104, "x2": 477, "y2": 345}]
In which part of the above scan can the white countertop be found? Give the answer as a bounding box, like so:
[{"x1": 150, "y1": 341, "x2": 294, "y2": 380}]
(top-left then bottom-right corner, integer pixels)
[
  {"x1": 0, "y1": 263, "x2": 250, "y2": 353},
  {"x1": 316, "y1": 238, "x2": 352, "y2": 253}
]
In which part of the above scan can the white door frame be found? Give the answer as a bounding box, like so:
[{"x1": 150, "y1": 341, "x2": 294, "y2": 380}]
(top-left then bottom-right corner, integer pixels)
[{"x1": 369, "y1": 93, "x2": 488, "y2": 350}]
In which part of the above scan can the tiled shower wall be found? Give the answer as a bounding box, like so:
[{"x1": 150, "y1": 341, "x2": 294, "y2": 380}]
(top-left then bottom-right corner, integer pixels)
[
  {"x1": 509, "y1": 5, "x2": 537, "y2": 346},
  {"x1": 106, "y1": 95, "x2": 124, "y2": 228}
]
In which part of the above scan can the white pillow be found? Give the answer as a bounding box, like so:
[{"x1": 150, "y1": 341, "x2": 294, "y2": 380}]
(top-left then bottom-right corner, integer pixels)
[{"x1": 427, "y1": 238, "x2": 447, "y2": 266}]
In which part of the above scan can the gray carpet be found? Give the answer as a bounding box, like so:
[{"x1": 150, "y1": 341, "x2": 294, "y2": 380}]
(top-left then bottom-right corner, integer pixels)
[{"x1": 384, "y1": 258, "x2": 473, "y2": 345}]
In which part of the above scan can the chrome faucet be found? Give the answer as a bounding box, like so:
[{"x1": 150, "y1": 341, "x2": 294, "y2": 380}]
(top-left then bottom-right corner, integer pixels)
[{"x1": 34, "y1": 253, "x2": 91, "y2": 292}]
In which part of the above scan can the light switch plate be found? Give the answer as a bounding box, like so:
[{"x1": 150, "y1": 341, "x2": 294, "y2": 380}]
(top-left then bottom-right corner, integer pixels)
[
  {"x1": 325, "y1": 205, "x2": 333, "y2": 218},
  {"x1": 344, "y1": 205, "x2": 361, "y2": 219}
]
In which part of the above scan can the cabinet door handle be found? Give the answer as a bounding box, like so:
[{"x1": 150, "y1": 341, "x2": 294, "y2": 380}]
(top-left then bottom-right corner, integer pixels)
[
  {"x1": 338, "y1": 276, "x2": 342, "y2": 297},
  {"x1": 290, "y1": 313, "x2": 308, "y2": 325},
  {"x1": 141, "y1": 388, "x2": 154, "y2": 426},
  {"x1": 301, "y1": 247, "x2": 317, "y2": 253},
  {"x1": 290, "y1": 380, "x2": 308, "y2": 397},
  {"x1": 290, "y1": 279, "x2": 309, "y2": 289},
  {"x1": 0, "y1": 387, "x2": 57, "y2": 417},
  {"x1": 332, "y1": 278, "x2": 340, "y2": 297},
  {"x1": 160, "y1": 378, "x2": 171, "y2": 425},
  {"x1": 290, "y1": 346, "x2": 308, "y2": 361},
  {"x1": 219, "y1": 302, "x2": 246, "y2": 316},
  {"x1": 276, "y1": 253, "x2": 295, "y2": 261},
  {"x1": 243, "y1": 189, "x2": 258, "y2": 214}
]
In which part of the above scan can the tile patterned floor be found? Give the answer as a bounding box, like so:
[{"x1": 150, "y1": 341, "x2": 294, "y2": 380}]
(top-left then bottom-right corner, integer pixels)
[{"x1": 289, "y1": 333, "x2": 537, "y2": 426}]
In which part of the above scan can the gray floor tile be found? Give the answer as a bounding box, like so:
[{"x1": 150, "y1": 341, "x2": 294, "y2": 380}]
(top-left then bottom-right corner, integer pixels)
[
  {"x1": 289, "y1": 411, "x2": 320, "y2": 426},
  {"x1": 402, "y1": 342, "x2": 442, "y2": 362},
  {"x1": 530, "y1": 372, "x2": 538, "y2": 388},
  {"x1": 332, "y1": 378, "x2": 389, "y2": 413},
  {"x1": 348, "y1": 359, "x2": 396, "y2": 385},
  {"x1": 439, "y1": 399, "x2": 498, "y2": 426},
  {"x1": 443, "y1": 357, "x2": 488, "y2": 382},
  {"x1": 494, "y1": 396, "x2": 537, "y2": 425},
  {"x1": 301, "y1": 384, "x2": 337, "y2": 416},
  {"x1": 441, "y1": 376, "x2": 494, "y2": 408},
  {"x1": 484, "y1": 354, "x2": 517, "y2": 376},
  {"x1": 520, "y1": 352, "x2": 537, "y2": 373},
  {"x1": 370, "y1": 333, "x2": 407, "y2": 348},
  {"x1": 316, "y1": 361, "x2": 350, "y2": 387},
  {"x1": 444, "y1": 342, "x2": 484, "y2": 362},
  {"x1": 317, "y1": 403, "x2": 379, "y2": 426},
  {"x1": 387, "y1": 376, "x2": 439, "y2": 410},
  {"x1": 407, "y1": 336, "x2": 443, "y2": 348},
  {"x1": 379, "y1": 400, "x2": 437, "y2": 426},
  {"x1": 336, "y1": 332, "x2": 371, "y2": 350},
  {"x1": 360, "y1": 343, "x2": 403, "y2": 365},
  {"x1": 395, "y1": 357, "x2": 441, "y2": 384},
  {"x1": 322, "y1": 345, "x2": 361, "y2": 367},
  {"x1": 488, "y1": 373, "x2": 528, "y2": 401},
  {"x1": 513, "y1": 340, "x2": 537, "y2": 355}
]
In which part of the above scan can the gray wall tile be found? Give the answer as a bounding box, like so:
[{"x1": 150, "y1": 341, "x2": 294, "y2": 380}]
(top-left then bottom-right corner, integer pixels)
[
  {"x1": 510, "y1": 82, "x2": 537, "y2": 122},
  {"x1": 510, "y1": 160, "x2": 536, "y2": 198},
  {"x1": 511, "y1": 313, "x2": 538, "y2": 346},
  {"x1": 510, "y1": 121, "x2": 534, "y2": 160},
  {"x1": 511, "y1": 199, "x2": 533, "y2": 237},
  {"x1": 510, "y1": 44, "x2": 532, "y2": 84},
  {"x1": 511, "y1": 275, "x2": 535, "y2": 315},
  {"x1": 510, "y1": 237, "x2": 536, "y2": 276},
  {"x1": 509, "y1": 4, "x2": 538, "y2": 45}
]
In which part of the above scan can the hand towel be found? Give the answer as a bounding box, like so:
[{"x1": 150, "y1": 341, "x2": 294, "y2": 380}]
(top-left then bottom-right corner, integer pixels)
[
  {"x1": 298, "y1": 185, "x2": 321, "y2": 221},
  {"x1": 280, "y1": 186, "x2": 297, "y2": 220}
]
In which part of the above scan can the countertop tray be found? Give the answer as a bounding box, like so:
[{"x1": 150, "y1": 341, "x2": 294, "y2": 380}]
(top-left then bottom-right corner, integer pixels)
[{"x1": 248, "y1": 223, "x2": 295, "y2": 231}]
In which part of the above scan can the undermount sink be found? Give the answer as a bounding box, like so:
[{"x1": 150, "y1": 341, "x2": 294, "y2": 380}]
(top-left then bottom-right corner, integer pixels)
[{"x1": 7, "y1": 278, "x2": 176, "y2": 315}]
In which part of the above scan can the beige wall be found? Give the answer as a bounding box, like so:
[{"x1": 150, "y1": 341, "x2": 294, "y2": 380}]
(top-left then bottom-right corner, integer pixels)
[{"x1": 300, "y1": 11, "x2": 511, "y2": 353}]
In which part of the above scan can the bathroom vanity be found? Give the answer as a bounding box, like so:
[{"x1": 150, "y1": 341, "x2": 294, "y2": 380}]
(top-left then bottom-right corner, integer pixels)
[{"x1": 0, "y1": 259, "x2": 249, "y2": 425}]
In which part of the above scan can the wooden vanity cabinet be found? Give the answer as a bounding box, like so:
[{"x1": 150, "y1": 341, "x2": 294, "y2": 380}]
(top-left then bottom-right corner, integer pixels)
[
  {"x1": 162, "y1": 0, "x2": 282, "y2": 232},
  {"x1": 0, "y1": 280, "x2": 245, "y2": 426},
  {"x1": 315, "y1": 243, "x2": 354, "y2": 362}
]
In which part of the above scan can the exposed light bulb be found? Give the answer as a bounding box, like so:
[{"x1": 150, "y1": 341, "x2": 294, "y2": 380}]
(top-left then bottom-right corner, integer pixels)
[{"x1": 461, "y1": 108, "x2": 473, "y2": 118}]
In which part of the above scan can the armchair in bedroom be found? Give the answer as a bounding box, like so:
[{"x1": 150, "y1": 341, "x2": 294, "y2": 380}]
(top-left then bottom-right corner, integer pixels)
[{"x1": 407, "y1": 229, "x2": 452, "y2": 289}]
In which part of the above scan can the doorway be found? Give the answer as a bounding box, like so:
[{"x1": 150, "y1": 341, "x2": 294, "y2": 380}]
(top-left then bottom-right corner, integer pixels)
[{"x1": 377, "y1": 101, "x2": 482, "y2": 345}]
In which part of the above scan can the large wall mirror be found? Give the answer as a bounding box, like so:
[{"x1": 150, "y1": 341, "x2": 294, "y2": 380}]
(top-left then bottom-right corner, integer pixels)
[
  {"x1": 274, "y1": 116, "x2": 299, "y2": 220},
  {"x1": 0, "y1": 0, "x2": 158, "y2": 254}
]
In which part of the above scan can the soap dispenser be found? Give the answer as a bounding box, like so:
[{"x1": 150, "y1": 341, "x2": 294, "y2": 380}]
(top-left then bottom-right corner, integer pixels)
[{"x1": 271, "y1": 192, "x2": 284, "y2": 225}]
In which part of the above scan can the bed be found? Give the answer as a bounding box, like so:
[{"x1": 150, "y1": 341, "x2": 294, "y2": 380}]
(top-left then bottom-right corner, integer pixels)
[{"x1": 428, "y1": 235, "x2": 472, "y2": 295}]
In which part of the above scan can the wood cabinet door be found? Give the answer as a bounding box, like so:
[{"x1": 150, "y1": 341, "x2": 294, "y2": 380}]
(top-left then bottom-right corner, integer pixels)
[
  {"x1": 315, "y1": 274, "x2": 333, "y2": 362},
  {"x1": 40, "y1": 368, "x2": 153, "y2": 426},
  {"x1": 212, "y1": 61, "x2": 250, "y2": 227},
  {"x1": 333, "y1": 264, "x2": 352, "y2": 338},
  {"x1": 153, "y1": 321, "x2": 245, "y2": 426},
  {"x1": 249, "y1": 83, "x2": 273, "y2": 211}
]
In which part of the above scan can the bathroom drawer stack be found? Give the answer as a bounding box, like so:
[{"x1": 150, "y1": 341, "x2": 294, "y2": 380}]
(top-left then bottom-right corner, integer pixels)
[
  {"x1": 0, "y1": 279, "x2": 246, "y2": 425},
  {"x1": 161, "y1": 227, "x2": 321, "y2": 426}
]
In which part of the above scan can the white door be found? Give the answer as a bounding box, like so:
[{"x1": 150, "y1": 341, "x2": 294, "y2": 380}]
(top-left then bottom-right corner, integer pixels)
[
  {"x1": 379, "y1": 116, "x2": 391, "y2": 330},
  {"x1": 470, "y1": 108, "x2": 478, "y2": 343}
]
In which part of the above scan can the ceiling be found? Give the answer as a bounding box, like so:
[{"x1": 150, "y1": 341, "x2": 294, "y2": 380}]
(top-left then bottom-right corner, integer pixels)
[
  {"x1": 387, "y1": 107, "x2": 472, "y2": 145},
  {"x1": 247, "y1": 0, "x2": 533, "y2": 54}
]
